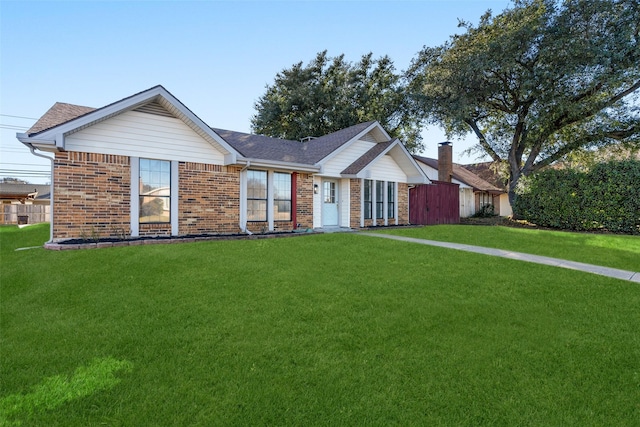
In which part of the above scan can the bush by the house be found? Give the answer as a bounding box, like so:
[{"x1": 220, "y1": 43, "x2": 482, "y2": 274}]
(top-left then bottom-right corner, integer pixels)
[
  {"x1": 513, "y1": 160, "x2": 640, "y2": 234},
  {"x1": 471, "y1": 204, "x2": 496, "y2": 218}
]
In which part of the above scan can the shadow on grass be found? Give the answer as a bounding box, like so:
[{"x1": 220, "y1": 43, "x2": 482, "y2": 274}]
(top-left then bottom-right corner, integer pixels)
[{"x1": 0, "y1": 357, "x2": 133, "y2": 427}]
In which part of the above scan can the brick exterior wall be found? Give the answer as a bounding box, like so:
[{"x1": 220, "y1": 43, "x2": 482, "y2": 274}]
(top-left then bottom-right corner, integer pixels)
[
  {"x1": 296, "y1": 173, "x2": 313, "y2": 229},
  {"x1": 53, "y1": 151, "x2": 131, "y2": 240},
  {"x1": 398, "y1": 183, "x2": 409, "y2": 225},
  {"x1": 51, "y1": 150, "x2": 410, "y2": 240},
  {"x1": 178, "y1": 162, "x2": 241, "y2": 235},
  {"x1": 350, "y1": 179, "x2": 362, "y2": 229}
]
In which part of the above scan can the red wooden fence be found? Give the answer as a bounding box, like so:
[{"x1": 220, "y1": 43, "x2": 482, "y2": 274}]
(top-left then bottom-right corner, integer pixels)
[{"x1": 409, "y1": 182, "x2": 460, "y2": 225}]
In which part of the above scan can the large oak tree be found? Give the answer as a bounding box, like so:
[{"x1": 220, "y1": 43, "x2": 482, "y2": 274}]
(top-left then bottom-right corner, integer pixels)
[
  {"x1": 252, "y1": 51, "x2": 424, "y2": 152},
  {"x1": 406, "y1": 0, "x2": 640, "y2": 206}
]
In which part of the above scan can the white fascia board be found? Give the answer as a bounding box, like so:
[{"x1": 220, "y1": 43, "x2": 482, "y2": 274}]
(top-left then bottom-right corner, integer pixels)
[
  {"x1": 238, "y1": 158, "x2": 320, "y2": 173},
  {"x1": 156, "y1": 94, "x2": 240, "y2": 164},
  {"x1": 25, "y1": 85, "x2": 242, "y2": 164},
  {"x1": 392, "y1": 143, "x2": 431, "y2": 178},
  {"x1": 389, "y1": 143, "x2": 430, "y2": 184},
  {"x1": 340, "y1": 140, "x2": 397, "y2": 179},
  {"x1": 342, "y1": 140, "x2": 430, "y2": 185},
  {"x1": 315, "y1": 121, "x2": 384, "y2": 166},
  {"x1": 224, "y1": 153, "x2": 237, "y2": 165},
  {"x1": 30, "y1": 86, "x2": 169, "y2": 142},
  {"x1": 16, "y1": 133, "x2": 60, "y2": 153}
]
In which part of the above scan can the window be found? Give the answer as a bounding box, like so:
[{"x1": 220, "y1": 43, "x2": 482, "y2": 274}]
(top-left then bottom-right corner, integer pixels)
[
  {"x1": 247, "y1": 170, "x2": 267, "y2": 221},
  {"x1": 376, "y1": 181, "x2": 384, "y2": 219},
  {"x1": 139, "y1": 158, "x2": 170, "y2": 223},
  {"x1": 387, "y1": 181, "x2": 395, "y2": 219},
  {"x1": 274, "y1": 172, "x2": 292, "y2": 221},
  {"x1": 364, "y1": 180, "x2": 372, "y2": 219},
  {"x1": 323, "y1": 181, "x2": 336, "y2": 204}
]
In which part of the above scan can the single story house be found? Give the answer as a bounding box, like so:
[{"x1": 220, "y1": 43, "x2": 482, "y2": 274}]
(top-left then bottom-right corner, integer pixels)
[
  {"x1": 414, "y1": 152, "x2": 512, "y2": 217},
  {"x1": 0, "y1": 183, "x2": 51, "y2": 224},
  {"x1": 17, "y1": 85, "x2": 430, "y2": 242}
]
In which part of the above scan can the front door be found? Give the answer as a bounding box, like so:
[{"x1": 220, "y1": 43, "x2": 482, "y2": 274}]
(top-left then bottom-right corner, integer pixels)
[{"x1": 322, "y1": 180, "x2": 339, "y2": 226}]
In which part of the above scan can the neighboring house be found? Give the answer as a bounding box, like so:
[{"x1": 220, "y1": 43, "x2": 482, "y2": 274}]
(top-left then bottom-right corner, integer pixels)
[
  {"x1": 460, "y1": 161, "x2": 512, "y2": 217},
  {"x1": 0, "y1": 183, "x2": 51, "y2": 224},
  {"x1": 17, "y1": 85, "x2": 429, "y2": 242},
  {"x1": 414, "y1": 150, "x2": 512, "y2": 217}
]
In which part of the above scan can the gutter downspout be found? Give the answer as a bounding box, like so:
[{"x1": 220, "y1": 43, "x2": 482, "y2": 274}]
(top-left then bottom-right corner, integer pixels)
[
  {"x1": 239, "y1": 161, "x2": 253, "y2": 235},
  {"x1": 26, "y1": 144, "x2": 55, "y2": 243}
]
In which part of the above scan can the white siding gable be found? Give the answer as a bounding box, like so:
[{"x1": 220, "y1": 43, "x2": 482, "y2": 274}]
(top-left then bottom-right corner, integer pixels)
[
  {"x1": 321, "y1": 139, "x2": 376, "y2": 176},
  {"x1": 65, "y1": 110, "x2": 226, "y2": 164},
  {"x1": 367, "y1": 154, "x2": 407, "y2": 182}
]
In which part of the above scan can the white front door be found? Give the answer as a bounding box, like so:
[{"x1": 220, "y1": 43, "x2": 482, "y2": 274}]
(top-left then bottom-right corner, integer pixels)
[{"x1": 322, "y1": 180, "x2": 339, "y2": 226}]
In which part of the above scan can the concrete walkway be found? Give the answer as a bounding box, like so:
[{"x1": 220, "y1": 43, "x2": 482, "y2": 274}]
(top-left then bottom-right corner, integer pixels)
[{"x1": 359, "y1": 232, "x2": 640, "y2": 283}]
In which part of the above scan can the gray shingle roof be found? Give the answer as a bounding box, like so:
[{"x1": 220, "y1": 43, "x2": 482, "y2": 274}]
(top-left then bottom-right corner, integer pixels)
[
  {"x1": 341, "y1": 140, "x2": 394, "y2": 175},
  {"x1": 27, "y1": 102, "x2": 96, "y2": 135},
  {"x1": 210, "y1": 128, "x2": 308, "y2": 163},
  {"x1": 213, "y1": 121, "x2": 378, "y2": 165},
  {"x1": 297, "y1": 121, "x2": 377, "y2": 163},
  {"x1": 413, "y1": 155, "x2": 504, "y2": 193},
  {"x1": 25, "y1": 89, "x2": 380, "y2": 167}
]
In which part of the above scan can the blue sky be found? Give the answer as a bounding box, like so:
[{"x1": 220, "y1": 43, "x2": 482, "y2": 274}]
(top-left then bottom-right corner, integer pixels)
[{"x1": 1, "y1": 0, "x2": 512, "y2": 184}]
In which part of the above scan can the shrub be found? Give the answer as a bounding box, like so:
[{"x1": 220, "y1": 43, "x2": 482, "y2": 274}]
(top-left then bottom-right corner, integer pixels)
[
  {"x1": 513, "y1": 160, "x2": 640, "y2": 234},
  {"x1": 471, "y1": 204, "x2": 496, "y2": 218}
]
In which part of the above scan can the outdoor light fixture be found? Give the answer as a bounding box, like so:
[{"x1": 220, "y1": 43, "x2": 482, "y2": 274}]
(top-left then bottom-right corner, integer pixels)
[{"x1": 313, "y1": 184, "x2": 319, "y2": 194}]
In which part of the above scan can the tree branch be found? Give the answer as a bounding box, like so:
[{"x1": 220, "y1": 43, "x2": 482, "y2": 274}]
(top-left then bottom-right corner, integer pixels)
[
  {"x1": 549, "y1": 79, "x2": 640, "y2": 136},
  {"x1": 532, "y1": 124, "x2": 640, "y2": 172},
  {"x1": 464, "y1": 118, "x2": 501, "y2": 161}
]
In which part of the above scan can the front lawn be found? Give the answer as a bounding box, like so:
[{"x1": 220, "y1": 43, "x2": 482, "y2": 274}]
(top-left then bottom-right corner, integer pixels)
[
  {"x1": 1, "y1": 224, "x2": 639, "y2": 426},
  {"x1": 375, "y1": 224, "x2": 640, "y2": 272}
]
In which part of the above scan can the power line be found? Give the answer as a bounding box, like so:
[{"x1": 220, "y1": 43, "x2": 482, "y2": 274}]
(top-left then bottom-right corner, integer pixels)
[
  {"x1": 1, "y1": 163, "x2": 51, "y2": 166},
  {"x1": 0, "y1": 124, "x2": 30, "y2": 131},
  {"x1": 0, "y1": 114, "x2": 38, "y2": 120},
  {"x1": 0, "y1": 169, "x2": 50, "y2": 173}
]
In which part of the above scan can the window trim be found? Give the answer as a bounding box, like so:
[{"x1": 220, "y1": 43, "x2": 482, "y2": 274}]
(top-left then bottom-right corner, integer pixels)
[
  {"x1": 247, "y1": 169, "x2": 268, "y2": 222},
  {"x1": 139, "y1": 158, "x2": 171, "y2": 224},
  {"x1": 375, "y1": 181, "x2": 384, "y2": 220},
  {"x1": 363, "y1": 179, "x2": 372, "y2": 220},
  {"x1": 387, "y1": 181, "x2": 395, "y2": 220},
  {"x1": 273, "y1": 171, "x2": 292, "y2": 222}
]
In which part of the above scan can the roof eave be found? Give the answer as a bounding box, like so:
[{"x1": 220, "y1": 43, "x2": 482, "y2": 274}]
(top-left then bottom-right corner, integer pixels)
[
  {"x1": 25, "y1": 86, "x2": 241, "y2": 163},
  {"x1": 16, "y1": 133, "x2": 60, "y2": 153},
  {"x1": 238, "y1": 158, "x2": 320, "y2": 173}
]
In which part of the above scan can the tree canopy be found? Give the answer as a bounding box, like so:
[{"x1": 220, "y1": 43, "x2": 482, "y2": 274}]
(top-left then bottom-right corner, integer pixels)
[
  {"x1": 406, "y1": 0, "x2": 640, "y2": 205},
  {"x1": 251, "y1": 51, "x2": 423, "y2": 153}
]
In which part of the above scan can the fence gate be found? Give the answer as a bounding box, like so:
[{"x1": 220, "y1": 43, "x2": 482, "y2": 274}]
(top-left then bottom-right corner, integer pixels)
[{"x1": 409, "y1": 182, "x2": 460, "y2": 225}]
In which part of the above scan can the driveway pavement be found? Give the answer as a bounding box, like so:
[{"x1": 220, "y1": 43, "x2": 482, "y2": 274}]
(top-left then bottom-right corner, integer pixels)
[{"x1": 359, "y1": 232, "x2": 640, "y2": 283}]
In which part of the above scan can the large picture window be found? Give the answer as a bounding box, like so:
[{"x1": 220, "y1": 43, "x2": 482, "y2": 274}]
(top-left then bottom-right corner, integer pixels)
[
  {"x1": 387, "y1": 182, "x2": 395, "y2": 219},
  {"x1": 376, "y1": 181, "x2": 384, "y2": 219},
  {"x1": 247, "y1": 170, "x2": 268, "y2": 221},
  {"x1": 364, "y1": 180, "x2": 372, "y2": 220},
  {"x1": 274, "y1": 172, "x2": 292, "y2": 221},
  {"x1": 139, "y1": 158, "x2": 170, "y2": 223}
]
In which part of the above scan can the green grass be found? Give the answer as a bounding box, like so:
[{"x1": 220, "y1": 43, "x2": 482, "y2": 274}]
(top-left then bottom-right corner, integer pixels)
[
  {"x1": 375, "y1": 225, "x2": 640, "y2": 272},
  {"x1": 2, "y1": 224, "x2": 639, "y2": 426}
]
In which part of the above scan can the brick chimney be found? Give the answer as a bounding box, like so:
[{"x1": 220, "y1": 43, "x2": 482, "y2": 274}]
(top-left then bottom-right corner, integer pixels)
[{"x1": 438, "y1": 141, "x2": 453, "y2": 183}]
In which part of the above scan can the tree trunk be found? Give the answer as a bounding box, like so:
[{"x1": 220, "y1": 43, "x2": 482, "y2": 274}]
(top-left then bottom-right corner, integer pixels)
[{"x1": 507, "y1": 170, "x2": 522, "y2": 220}]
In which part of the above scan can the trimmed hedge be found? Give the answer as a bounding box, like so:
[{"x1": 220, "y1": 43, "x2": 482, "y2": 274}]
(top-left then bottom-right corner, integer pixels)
[{"x1": 513, "y1": 160, "x2": 640, "y2": 234}]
